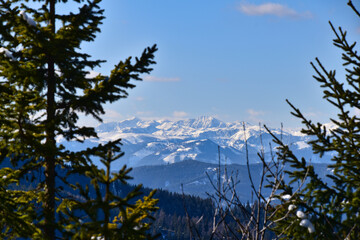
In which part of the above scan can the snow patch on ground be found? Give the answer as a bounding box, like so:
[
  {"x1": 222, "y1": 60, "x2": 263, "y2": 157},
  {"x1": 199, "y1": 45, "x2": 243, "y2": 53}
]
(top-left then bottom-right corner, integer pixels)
[
  {"x1": 177, "y1": 147, "x2": 192, "y2": 152},
  {"x1": 134, "y1": 149, "x2": 153, "y2": 158},
  {"x1": 163, "y1": 153, "x2": 176, "y2": 164}
]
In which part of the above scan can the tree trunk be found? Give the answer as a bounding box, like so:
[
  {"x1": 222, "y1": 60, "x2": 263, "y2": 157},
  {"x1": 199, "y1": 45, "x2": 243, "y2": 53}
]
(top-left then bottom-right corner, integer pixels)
[{"x1": 44, "y1": 0, "x2": 56, "y2": 239}]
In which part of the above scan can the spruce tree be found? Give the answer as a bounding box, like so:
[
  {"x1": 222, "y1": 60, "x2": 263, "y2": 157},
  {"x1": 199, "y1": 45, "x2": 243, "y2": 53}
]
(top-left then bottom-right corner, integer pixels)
[
  {"x1": 0, "y1": 0, "x2": 157, "y2": 239},
  {"x1": 58, "y1": 141, "x2": 159, "y2": 239},
  {"x1": 268, "y1": 1, "x2": 360, "y2": 239}
]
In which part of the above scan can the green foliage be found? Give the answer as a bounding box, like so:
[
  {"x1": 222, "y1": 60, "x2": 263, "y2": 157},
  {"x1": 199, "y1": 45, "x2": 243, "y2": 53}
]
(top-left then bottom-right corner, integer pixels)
[
  {"x1": 268, "y1": 1, "x2": 360, "y2": 239},
  {"x1": 0, "y1": 0, "x2": 157, "y2": 239},
  {"x1": 0, "y1": 168, "x2": 41, "y2": 239},
  {"x1": 59, "y1": 142, "x2": 159, "y2": 239}
]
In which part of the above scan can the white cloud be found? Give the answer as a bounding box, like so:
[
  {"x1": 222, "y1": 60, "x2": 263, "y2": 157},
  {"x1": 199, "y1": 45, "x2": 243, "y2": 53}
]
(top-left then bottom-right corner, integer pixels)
[
  {"x1": 85, "y1": 70, "x2": 101, "y2": 79},
  {"x1": 143, "y1": 76, "x2": 180, "y2": 82},
  {"x1": 247, "y1": 109, "x2": 264, "y2": 117},
  {"x1": 173, "y1": 111, "x2": 188, "y2": 118},
  {"x1": 135, "y1": 96, "x2": 144, "y2": 101},
  {"x1": 76, "y1": 109, "x2": 123, "y2": 127},
  {"x1": 103, "y1": 109, "x2": 123, "y2": 123},
  {"x1": 303, "y1": 111, "x2": 329, "y2": 120},
  {"x1": 354, "y1": 108, "x2": 360, "y2": 116},
  {"x1": 303, "y1": 111, "x2": 319, "y2": 118},
  {"x1": 238, "y1": 3, "x2": 312, "y2": 19},
  {"x1": 76, "y1": 114, "x2": 100, "y2": 127},
  {"x1": 135, "y1": 111, "x2": 155, "y2": 117},
  {"x1": 247, "y1": 109, "x2": 265, "y2": 123}
]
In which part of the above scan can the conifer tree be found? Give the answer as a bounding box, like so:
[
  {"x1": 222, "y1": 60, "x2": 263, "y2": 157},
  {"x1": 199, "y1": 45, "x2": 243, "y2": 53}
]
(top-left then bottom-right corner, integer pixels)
[
  {"x1": 0, "y1": 0, "x2": 157, "y2": 239},
  {"x1": 268, "y1": 1, "x2": 360, "y2": 239},
  {"x1": 58, "y1": 141, "x2": 159, "y2": 239}
]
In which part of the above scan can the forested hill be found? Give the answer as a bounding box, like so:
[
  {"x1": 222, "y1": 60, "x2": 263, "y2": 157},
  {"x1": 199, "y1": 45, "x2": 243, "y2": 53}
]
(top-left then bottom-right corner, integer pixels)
[
  {"x1": 67, "y1": 169, "x2": 218, "y2": 239},
  {"x1": 7, "y1": 160, "x2": 217, "y2": 239},
  {"x1": 129, "y1": 159, "x2": 332, "y2": 201},
  {"x1": 67, "y1": 169, "x2": 226, "y2": 239}
]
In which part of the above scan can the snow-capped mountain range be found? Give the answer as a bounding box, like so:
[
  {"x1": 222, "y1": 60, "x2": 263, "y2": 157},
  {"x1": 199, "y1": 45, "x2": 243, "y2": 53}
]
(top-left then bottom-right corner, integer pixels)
[{"x1": 61, "y1": 116, "x2": 334, "y2": 170}]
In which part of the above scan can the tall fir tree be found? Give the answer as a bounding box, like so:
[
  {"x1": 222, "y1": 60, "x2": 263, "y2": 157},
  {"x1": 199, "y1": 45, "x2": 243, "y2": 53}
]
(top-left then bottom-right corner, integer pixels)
[
  {"x1": 268, "y1": 1, "x2": 360, "y2": 239},
  {"x1": 58, "y1": 140, "x2": 159, "y2": 239},
  {"x1": 0, "y1": 0, "x2": 157, "y2": 239}
]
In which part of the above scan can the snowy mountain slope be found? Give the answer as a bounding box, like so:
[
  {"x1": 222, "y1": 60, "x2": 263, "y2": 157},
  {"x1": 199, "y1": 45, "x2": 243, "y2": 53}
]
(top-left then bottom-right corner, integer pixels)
[{"x1": 60, "y1": 116, "x2": 333, "y2": 170}]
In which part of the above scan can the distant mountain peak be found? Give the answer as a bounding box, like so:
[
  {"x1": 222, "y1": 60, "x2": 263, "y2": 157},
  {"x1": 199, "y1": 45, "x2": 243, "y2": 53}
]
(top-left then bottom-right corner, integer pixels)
[
  {"x1": 62, "y1": 116, "x2": 332, "y2": 170},
  {"x1": 120, "y1": 117, "x2": 141, "y2": 125},
  {"x1": 127, "y1": 116, "x2": 141, "y2": 121}
]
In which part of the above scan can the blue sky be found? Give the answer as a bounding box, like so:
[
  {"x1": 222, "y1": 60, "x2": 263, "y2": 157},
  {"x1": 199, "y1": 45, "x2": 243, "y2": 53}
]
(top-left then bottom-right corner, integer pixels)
[{"x1": 62, "y1": 1, "x2": 359, "y2": 128}]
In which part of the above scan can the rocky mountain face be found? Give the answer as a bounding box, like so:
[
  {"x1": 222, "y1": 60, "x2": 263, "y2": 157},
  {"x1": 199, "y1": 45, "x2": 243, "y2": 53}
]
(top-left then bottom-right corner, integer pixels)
[{"x1": 61, "y1": 116, "x2": 334, "y2": 170}]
